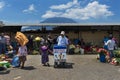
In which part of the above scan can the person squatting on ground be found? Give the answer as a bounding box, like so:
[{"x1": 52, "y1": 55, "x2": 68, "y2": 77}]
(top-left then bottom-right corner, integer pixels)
[{"x1": 18, "y1": 45, "x2": 28, "y2": 68}]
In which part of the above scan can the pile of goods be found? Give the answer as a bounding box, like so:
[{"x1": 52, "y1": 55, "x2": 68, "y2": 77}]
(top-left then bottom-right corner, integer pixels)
[
  {"x1": 110, "y1": 48, "x2": 120, "y2": 66},
  {"x1": 97, "y1": 48, "x2": 120, "y2": 66},
  {"x1": 0, "y1": 54, "x2": 11, "y2": 71},
  {"x1": 96, "y1": 48, "x2": 109, "y2": 63}
]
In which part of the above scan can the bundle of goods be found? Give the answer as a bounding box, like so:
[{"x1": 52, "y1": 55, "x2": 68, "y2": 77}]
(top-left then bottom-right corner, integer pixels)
[
  {"x1": 33, "y1": 36, "x2": 41, "y2": 51},
  {"x1": 110, "y1": 48, "x2": 120, "y2": 65},
  {"x1": 74, "y1": 45, "x2": 80, "y2": 54},
  {"x1": 15, "y1": 32, "x2": 29, "y2": 46},
  {"x1": 0, "y1": 54, "x2": 7, "y2": 61},
  {"x1": 0, "y1": 61, "x2": 10, "y2": 74},
  {"x1": 0, "y1": 54, "x2": 12, "y2": 63},
  {"x1": 113, "y1": 49, "x2": 120, "y2": 58},
  {"x1": 0, "y1": 61, "x2": 11, "y2": 68},
  {"x1": 110, "y1": 58, "x2": 120, "y2": 66},
  {"x1": 0, "y1": 54, "x2": 11, "y2": 68},
  {"x1": 97, "y1": 48, "x2": 109, "y2": 63}
]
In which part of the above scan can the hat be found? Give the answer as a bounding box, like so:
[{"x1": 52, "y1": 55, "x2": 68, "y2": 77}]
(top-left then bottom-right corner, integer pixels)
[{"x1": 60, "y1": 31, "x2": 65, "y2": 35}]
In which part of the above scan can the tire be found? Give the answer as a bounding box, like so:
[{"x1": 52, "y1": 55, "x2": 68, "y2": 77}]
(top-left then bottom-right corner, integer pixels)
[
  {"x1": 54, "y1": 65, "x2": 57, "y2": 68},
  {"x1": 54, "y1": 62, "x2": 58, "y2": 68}
]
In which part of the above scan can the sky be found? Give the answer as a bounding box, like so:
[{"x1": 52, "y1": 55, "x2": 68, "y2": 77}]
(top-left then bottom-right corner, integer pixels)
[{"x1": 0, "y1": 0, "x2": 120, "y2": 24}]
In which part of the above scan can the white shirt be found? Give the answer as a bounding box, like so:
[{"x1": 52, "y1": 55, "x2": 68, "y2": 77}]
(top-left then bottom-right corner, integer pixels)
[
  {"x1": 105, "y1": 39, "x2": 115, "y2": 50},
  {"x1": 57, "y1": 36, "x2": 68, "y2": 46}
]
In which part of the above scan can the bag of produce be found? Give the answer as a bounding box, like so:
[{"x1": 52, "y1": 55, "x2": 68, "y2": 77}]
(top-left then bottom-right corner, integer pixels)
[{"x1": 15, "y1": 32, "x2": 29, "y2": 46}]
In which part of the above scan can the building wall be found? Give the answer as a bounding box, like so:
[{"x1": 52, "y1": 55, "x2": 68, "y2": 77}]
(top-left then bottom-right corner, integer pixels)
[
  {"x1": 66, "y1": 31, "x2": 119, "y2": 46},
  {"x1": 6, "y1": 30, "x2": 120, "y2": 47}
]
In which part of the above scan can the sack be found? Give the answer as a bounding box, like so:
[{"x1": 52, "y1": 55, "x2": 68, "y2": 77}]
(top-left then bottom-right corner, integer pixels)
[
  {"x1": 74, "y1": 48, "x2": 80, "y2": 54},
  {"x1": 15, "y1": 32, "x2": 29, "y2": 46}
]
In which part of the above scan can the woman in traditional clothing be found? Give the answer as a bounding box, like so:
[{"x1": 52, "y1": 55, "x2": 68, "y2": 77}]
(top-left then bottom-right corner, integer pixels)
[{"x1": 40, "y1": 42, "x2": 50, "y2": 67}]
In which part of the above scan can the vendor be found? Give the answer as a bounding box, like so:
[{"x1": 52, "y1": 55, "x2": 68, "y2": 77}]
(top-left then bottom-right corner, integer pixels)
[
  {"x1": 57, "y1": 31, "x2": 68, "y2": 46},
  {"x1": 5, "y1": 44, "x2": 15, "y2": 58}
]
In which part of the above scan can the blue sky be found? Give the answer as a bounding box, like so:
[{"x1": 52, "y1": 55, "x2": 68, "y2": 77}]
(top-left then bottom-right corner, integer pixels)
[{"x1": 0, "y1": 0, "x2": 119, "y2": 24}]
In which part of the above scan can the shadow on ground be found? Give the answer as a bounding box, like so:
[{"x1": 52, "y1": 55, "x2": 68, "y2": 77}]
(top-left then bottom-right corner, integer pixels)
[
  {"x1": 0, "y1": 67, "x2": 10, "y2": 75},
  {"x1": 22, "y1": 66, "x2": 36, "y2": 70},
  {"x1": 53, "y1": 62, "x2": 75, "y2": 69}
]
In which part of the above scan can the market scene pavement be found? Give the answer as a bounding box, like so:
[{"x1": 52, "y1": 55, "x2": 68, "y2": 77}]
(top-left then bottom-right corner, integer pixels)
[{"x1": 0, "y1": 54, "x2": 120, "y2": 80}]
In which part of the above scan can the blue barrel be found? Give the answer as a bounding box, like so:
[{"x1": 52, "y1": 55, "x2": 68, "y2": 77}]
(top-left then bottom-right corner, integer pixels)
[{"x1": 99, "y1": 54, "x2": 106, "y2": 62}]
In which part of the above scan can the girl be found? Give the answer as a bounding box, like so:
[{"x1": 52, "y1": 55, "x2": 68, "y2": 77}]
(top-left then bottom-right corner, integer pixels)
[{"x1": 18, "y1": 45, "x2": 27, "y2": 68}]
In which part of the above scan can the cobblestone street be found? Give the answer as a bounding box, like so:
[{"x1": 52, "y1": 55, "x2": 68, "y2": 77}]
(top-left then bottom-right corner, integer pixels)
[{"x1": 0, "y1": 54, "x2": 120, "y2": 80}]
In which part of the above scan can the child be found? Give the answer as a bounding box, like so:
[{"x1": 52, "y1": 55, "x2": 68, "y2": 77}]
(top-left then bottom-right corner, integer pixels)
[
  {"x1": 40, "y1": 43, "x2": 50, "y2": 67},
  {"x1": 18, "y1": 45, "x2": 27, "y2": 68}
]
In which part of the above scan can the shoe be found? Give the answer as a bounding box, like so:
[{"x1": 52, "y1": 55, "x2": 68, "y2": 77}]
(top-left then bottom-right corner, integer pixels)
[
  {"x1": 20, "y1": 66, "x2": 24, "y2": 69},
  {"x1": 42, "y1": 64, "x2": 47, "y2": 66},
  {"x1": 47, "y1": 63, "x2": 50, "y2": 67}
]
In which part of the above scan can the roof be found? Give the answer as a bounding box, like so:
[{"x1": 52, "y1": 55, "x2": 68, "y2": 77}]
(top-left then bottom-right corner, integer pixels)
[{"x1": 3, "y1": 23, "x2": 120, "y2": 27}]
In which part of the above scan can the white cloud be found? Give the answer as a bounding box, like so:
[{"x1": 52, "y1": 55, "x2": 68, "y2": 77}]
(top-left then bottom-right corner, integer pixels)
[
  {"x1": 23, "y1": 4, "x2": 36, "y2": 13},
  {"x1": 0, "y1": 1, "x2": 5, "y2": 9},
  {"x1": 42, "y1": 10, "x2": 62, "y2": 18},
  {"x1": 42, "y1": 1, "x2": 113, "y2": 20},
  {"x1": 50, "y1": 0, "x2": 79, "y2": 10}
]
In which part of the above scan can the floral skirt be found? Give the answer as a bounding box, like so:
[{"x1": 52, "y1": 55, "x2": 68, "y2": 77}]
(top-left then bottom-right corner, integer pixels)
[{"x1": 19, "y1": 56, "x2": 27, "y2": 62}]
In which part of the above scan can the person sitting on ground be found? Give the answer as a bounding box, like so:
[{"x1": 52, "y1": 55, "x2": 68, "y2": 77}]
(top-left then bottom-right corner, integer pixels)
[
  {"x1": 5, "y1": 44, "x2": 15, "y2": 58},
  {"x1": 74, "y1": 45, "x2": 80, "y2": 54},
  {"x1": 69, "y1": 42, "x2": 75, "y2": 54}
]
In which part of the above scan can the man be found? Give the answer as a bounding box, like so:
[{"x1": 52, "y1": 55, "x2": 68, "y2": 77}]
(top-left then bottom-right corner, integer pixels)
[
  {"x1": 105, "y1": 37, "x2": 115, "y2": 62},
  {"x1": 55, "y1": 31, "x2": 68, "y2": 67},
  {"x1": 57, "y1": 31, "x2": 68, "y2": 46}
]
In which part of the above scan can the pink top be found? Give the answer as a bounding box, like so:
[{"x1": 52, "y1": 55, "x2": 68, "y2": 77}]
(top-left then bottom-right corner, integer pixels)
[{"x1": 18, "y1": 46, "x2": 27, "y2": 56}]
